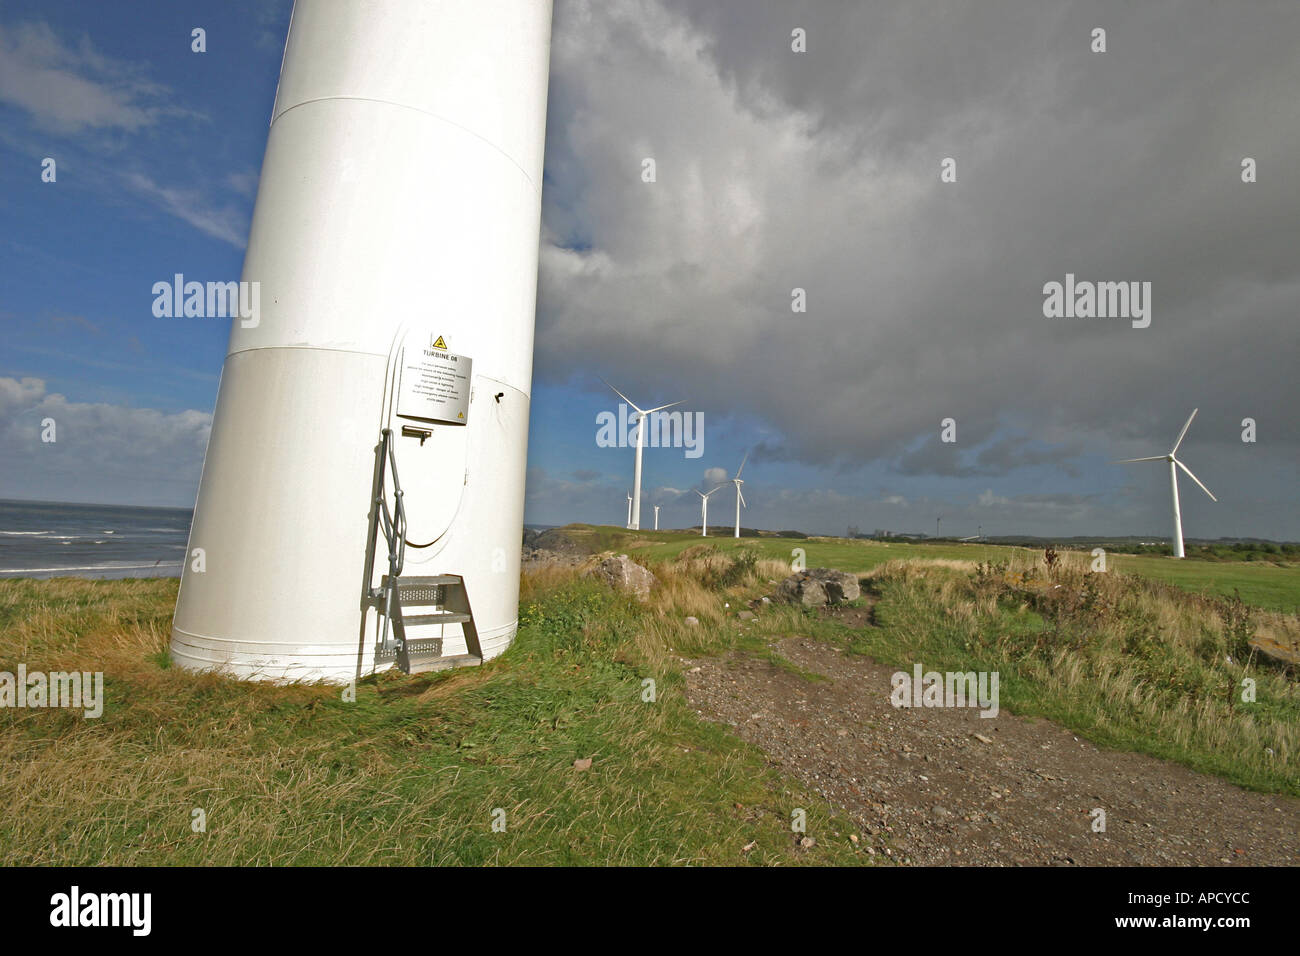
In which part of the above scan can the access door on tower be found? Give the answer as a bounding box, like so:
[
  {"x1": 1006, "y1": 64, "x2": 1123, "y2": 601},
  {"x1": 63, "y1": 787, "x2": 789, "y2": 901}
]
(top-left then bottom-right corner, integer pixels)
[{"x1": 386, "y1": 329, "x2": 474, "y2": 555}]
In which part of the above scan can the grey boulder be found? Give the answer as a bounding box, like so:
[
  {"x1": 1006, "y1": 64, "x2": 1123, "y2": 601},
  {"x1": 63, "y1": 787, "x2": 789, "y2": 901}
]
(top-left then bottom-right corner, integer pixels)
[
  {"x1": 776, "y1": 567, "x2": 861, "y2": 605},
  {"x1": 584, "y1": 553, "x2": 657, "y2": 601}
]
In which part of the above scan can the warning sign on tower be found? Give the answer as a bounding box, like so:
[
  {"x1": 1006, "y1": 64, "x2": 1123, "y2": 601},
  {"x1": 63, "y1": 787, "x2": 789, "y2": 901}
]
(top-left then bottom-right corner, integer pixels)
[{"x1": 396, "y1": 343, "x2": 472, "y2": 425}]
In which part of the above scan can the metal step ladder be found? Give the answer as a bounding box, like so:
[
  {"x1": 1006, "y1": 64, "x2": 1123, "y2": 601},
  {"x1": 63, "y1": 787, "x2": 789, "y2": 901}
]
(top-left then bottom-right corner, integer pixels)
[
  {"x1": 365, "y1": 427, "x2": 483, "y2": 675},
  {"x1": 377, "y1": 573, "x2": 483, "y2": 674}
]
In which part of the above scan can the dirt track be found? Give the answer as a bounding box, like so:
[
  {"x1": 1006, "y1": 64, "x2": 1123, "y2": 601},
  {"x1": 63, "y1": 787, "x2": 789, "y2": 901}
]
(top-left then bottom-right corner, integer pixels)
[{"x1": 683, "y1": 627, "x2": 1300, "y2": 866}]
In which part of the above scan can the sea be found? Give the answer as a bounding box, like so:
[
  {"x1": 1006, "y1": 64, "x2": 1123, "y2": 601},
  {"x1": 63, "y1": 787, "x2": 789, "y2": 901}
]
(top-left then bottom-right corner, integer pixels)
[
  {"x1": 0, "y1": 499, "x2": 193, "y2": 579},
  {"x1": 0, "y1": 501, "x2": 560, "y2": 579}
]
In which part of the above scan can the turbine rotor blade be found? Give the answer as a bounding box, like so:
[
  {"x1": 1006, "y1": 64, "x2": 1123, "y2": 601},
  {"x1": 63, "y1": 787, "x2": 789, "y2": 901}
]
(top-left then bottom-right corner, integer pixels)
[
  {"x1": 1175, "y1": 458, "x2": 1217, "y2": 502},
  {"x1": 600, "y1": 377, "x2": 643, "y2": 415},
  {"x1": 1170, "y1": 408, "x2": 1198, "y2": 455},
  {"x1": 736, "y1": 451, "x2": 749, "y2": 479},
  {"x1": 738, "y1": 489, "x2": 747, "y2": 507},
  {"x1": 644, "y1": 400, "x2": 684, "y2": 415},
  {"x1": 1112, "y1": 456, "x2": 1167, "y2": 463}
]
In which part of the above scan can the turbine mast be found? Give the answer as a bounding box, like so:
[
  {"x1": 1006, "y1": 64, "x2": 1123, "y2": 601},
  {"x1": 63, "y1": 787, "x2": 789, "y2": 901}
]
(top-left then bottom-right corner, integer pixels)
[
  {"x1": 632, "y1": 412, "x2": 645, "y2": 530},
  {"x1": 1169, "y1": 459, "x2": 1184, "y2": 558}
]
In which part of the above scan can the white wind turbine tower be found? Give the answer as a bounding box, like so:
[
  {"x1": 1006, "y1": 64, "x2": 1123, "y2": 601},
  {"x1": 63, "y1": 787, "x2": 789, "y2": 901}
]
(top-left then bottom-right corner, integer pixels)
[
  {"x1": 727, "y1": 452, "x2": 749, "y2": 539},
  {"x1": 625, "y1": 492, "x2": 633, "y2": 529},
  {"x1": 1113, "y1": 408, "x2": 1217, "y2": 559},
  {"x1": 694, "y1": 485, "x2": 724, "y2": 537},
  {"x1": 653, "y1": 505, "x2": 660, "y2": 531},
  {"x1": 604, "y1": 379, "x2": 682, "y2": 531}
]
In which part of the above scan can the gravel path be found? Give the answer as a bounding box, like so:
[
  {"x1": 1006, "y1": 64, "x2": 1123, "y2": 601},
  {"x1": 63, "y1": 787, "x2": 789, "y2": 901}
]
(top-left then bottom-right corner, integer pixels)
[{"x1": 683, "y1": 628, "x2": 1300, "y2": 866}]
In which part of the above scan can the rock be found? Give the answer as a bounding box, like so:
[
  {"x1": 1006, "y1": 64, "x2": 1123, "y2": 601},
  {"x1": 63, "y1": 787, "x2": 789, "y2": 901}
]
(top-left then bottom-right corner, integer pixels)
[
  {"x1": 738, "y1": 610, "x2": 756, "y2": 621},
  {"x1": 1249, "y1": 634, "x2": 1300, "y2": 667},
  {"x1": 573, "y1": 757, "x2": 592, "y2": 771},
  {"x1": 684, "y1": 616, "x2": 700, "y2": 626},
  {"x1": 760, "y1": 596, "x2": 771, "y2": 605},
  {"x1": 778, "y1": 575, "x2": 827, "y2": 606},
  {"x1": 583, "y1": 553, "x2": 656, "y2": 601},
  {"x1": 798, "y1": 836, "x2": 816, "y2": 848},
  {"x1": 931, "y1": 805, "x2": 951, "y2": 820},
  {"x1": 808, "y1": 567, "x2": 861, "y2": 603},
  {"x1": 775, "y1": 567, "x2": 860, "y2": 606}
]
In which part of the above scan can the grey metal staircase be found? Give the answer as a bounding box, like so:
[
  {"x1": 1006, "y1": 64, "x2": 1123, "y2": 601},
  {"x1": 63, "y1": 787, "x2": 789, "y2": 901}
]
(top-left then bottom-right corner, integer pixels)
[
  {"x1": 379, "y1": 573, "x2": 483, "y2": 674},
  {"x1": 365, "y1": 428, "x2": 483, "y2": 675}
]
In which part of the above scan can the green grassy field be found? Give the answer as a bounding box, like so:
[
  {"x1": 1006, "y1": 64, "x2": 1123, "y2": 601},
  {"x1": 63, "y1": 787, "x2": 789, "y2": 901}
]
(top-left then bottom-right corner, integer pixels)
[
  {"x1": 2, "y1": 532, "x2": 1297, "y2": 865},
  {"x1": 1108, "y1": 553, "x2": 1300, "y2": 612},
  {"x1": 0, "y1": 576, "x2": 862, "y2": 866},
  {"x1": 574, "y1": 526, "x2": 1300, "y2": 611}
]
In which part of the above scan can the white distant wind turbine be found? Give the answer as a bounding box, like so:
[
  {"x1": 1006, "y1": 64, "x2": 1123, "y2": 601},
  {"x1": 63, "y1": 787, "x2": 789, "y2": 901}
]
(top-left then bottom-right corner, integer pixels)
[
  {"x1": 726, "y1": 452, "x2": 749, "y2": 539},
  {"x1": 625, "y1": 492, "x2": 632, "y2": 529},
  {"x1": 604, "y1": 379, "x2": 682, "y2": 531},
  {"x1": 653, "y1": 505, "x2": 660, "y2": 531},
  {"x1": 694, "y1": 485, "x2": 724, "y2": 537},
  {"x1": 1113, "y1": 408, "x2": 1217, "y2": 559}
]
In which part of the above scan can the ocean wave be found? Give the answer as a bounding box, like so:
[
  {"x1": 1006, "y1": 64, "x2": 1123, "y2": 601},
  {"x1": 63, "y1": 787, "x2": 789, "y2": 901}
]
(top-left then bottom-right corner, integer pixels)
[{"x1": 0, "y1": 561, "x2": 184, "y2": 573}]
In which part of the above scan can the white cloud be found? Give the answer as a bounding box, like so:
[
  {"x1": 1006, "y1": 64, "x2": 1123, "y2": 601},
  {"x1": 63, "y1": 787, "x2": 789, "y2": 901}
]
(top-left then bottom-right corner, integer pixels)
[
  {"x1": 0, "y1": 377, "x2": 211, "y2": 506},
  {"x1": 0, "y1": 21, "x2": 175, "y2": 132},
  {"x1": 122, "y1": 172, "x2": 248, "y2": 248}
]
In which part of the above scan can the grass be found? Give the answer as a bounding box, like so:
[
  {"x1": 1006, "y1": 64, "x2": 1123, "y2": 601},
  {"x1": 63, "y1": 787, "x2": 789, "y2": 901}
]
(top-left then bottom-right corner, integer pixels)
[
  {"x1": 594, "y1": 526, "x2": 1300, "y2": 611},
  {"x1": 585, "y1": 539, "x2": 1299, "y2": 795},
  {"x1": 628, "y1": 539, "x2": 1300, "y2": 795},
  {"x1": 1108, "y1": 553, "x2": 1300, "y2": 612},
  {"x1": 2, "y1": 538, "x2": 1297, "y2": 865},
  {"x1": 0, "y1": 570, "x2": 865, "y2": 866},
  {"x1": 838, "y1": 553, "x2": 1300, "y2": 795}
]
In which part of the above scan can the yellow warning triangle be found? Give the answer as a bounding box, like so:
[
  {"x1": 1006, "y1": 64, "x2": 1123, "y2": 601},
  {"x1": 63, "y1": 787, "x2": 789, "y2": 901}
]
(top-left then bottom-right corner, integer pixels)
[{"x1": 432, "y1": 335, "x2": 448, "y2": 350}]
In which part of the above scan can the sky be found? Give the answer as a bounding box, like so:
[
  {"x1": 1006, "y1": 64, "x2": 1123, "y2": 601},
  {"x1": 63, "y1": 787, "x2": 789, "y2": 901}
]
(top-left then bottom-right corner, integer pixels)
[{"x1": 1, "y1": 0, "x2": 1296, "y2": 540}]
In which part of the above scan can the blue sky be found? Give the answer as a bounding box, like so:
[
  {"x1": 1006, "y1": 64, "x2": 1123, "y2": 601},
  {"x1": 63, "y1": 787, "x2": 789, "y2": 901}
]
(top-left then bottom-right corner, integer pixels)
[{"x1": 2, "y1": 1, "x2": 1296, "y2": 540}]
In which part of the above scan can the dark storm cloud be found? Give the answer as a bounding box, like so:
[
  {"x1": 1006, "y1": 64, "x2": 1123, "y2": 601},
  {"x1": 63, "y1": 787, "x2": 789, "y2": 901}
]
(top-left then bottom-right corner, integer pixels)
[
  {"x1": 539, "y1": 0, "x2": 1299, "y2": 527},
  {"x1": 895, "y1": 433, "x2": 1085, "y2": 477}
]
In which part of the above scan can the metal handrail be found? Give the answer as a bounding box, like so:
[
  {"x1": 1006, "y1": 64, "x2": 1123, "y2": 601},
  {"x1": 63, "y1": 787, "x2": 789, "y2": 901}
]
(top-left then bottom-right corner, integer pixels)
[{"x1": 376, "y1": 427, "x2": 406, "y2": 650}]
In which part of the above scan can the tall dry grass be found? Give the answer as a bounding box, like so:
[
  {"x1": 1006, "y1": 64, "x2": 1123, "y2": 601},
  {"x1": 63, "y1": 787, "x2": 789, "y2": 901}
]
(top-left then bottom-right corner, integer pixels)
[{"x1": 865, "y1": 556, "x2": 1300, "y2": 793}]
